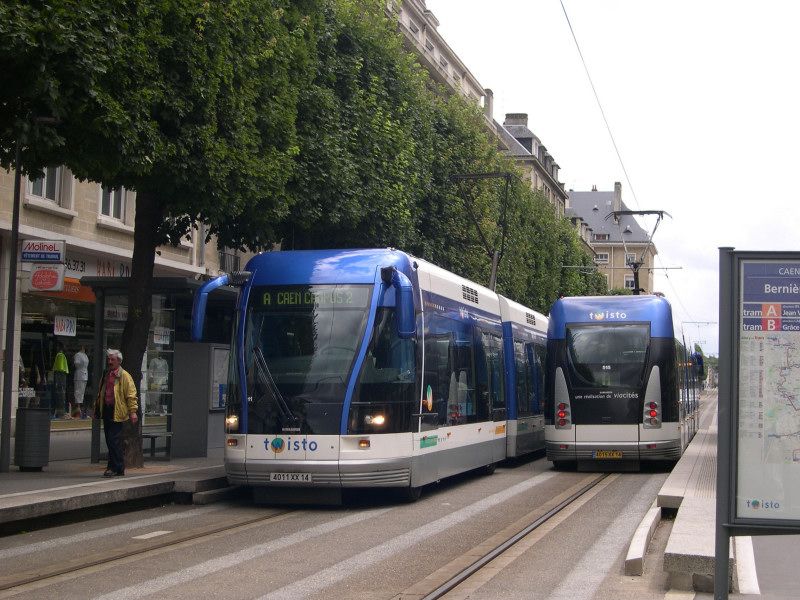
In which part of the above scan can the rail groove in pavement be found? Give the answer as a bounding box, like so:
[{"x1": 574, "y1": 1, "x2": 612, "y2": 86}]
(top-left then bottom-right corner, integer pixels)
[
  {"x1": 416, "y1": 474, "x2": 609, "y2": 600},
  {"x1": 0, "y1": 509, "x2": 295, "y2": 592}
]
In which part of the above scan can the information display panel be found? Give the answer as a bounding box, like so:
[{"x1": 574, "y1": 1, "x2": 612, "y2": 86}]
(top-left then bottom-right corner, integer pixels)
[{"x1": 736, "y1": 259, "x2": 800, "y2": 522}]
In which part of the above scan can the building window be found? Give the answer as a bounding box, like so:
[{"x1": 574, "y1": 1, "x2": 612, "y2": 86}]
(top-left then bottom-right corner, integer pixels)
[
  {"x1": 595, "y1": 253, "x2": 609, "y2": 264},
  {"x1": 27, "y1": 166, "x2": 70, "y2": 207},
  {"x1": 625, "y1": 253, "x2": 637, "y2": 265},
  {"x1": 424, "y1": 39, "x2": 434, "y2": 52},
  {"x1": 101, "y1": 187, "x2": 126, "y2": 220},
  {"x1": 439, "y1": 56, "x2": 448, "y2": 69},
  {"x1": 624, "y1": 275, "x2": 636, "y2": 290},
  {"x1": 408, "y1": 19, "x2": 419, "y2": 36},
  {"x1": 218, "y1": 247, "x2": 240, "y2": 273},
  {"x1": 593, "y1": 233, "x2": 610, "y2": 241}
]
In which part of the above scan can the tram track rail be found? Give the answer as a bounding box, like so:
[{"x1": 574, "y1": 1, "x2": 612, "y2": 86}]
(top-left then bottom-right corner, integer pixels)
[
  {"x1": 417, "y1": 473, "x2": 611, "y2": 600},
  {"x1": 0, "y1": 508, "x2": 296, "y2": 593}
]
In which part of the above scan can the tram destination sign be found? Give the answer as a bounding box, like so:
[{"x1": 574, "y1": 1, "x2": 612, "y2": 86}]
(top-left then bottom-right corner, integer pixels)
[
  {"x1": 255, "y1": 285, "x2": 371, "y2": 311},
  {"x1": 731, "y1": 256, "x2": 800, "y2": 527},
  {"x1": 21, "y1": 239, "x2": 65, "y2": 263}
]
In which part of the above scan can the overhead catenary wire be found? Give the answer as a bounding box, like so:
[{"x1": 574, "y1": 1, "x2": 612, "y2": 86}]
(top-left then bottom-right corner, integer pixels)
[
  {"x1": 559, "y1": 0, "x2": 695, "y2": 315},
  {"x1": 559, "y1": 0, "x2": 640, "y2": 210}
]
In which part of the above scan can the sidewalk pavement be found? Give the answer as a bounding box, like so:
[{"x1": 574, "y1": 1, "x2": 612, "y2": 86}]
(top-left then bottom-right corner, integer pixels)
[{"x1": 0, "y1": 449, "x2": 231, "y2": 528}]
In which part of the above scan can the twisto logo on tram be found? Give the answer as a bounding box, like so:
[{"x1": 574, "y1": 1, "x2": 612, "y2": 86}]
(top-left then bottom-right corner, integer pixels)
[
  {"x1": 588, "y1": 310, "x2": 627, "y2": 321},
  {"x1": 265, "y1": 437, "x2": 318, "y2": 454}
]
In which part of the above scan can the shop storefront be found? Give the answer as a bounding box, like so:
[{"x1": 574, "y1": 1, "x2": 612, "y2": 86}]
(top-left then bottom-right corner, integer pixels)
[
  {"x1": 19, "y1": 278, "x2": 97, "y2": 418},
  {"x1": 82, "y1": 277, "x2": 235, "y2": 461}
]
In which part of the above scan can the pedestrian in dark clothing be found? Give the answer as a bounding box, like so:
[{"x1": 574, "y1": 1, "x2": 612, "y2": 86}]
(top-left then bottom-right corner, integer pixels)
[{"x1": 94, "y1": 349, "x2": 138, "y2": 477}]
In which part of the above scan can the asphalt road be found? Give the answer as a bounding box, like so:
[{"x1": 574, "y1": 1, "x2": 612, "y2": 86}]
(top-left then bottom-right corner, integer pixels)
[{"x1": 0, "y1": 456, "x2": 670, "y2": 600}]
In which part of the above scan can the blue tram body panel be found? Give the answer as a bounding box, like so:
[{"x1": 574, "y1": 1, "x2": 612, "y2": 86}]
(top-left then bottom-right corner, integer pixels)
[
  {"x1": 548, "y1": 295, "x2": 674, "y2": 340},
  {"x1": 245, "y1": 248, "x2": 416, "y2": 287}
]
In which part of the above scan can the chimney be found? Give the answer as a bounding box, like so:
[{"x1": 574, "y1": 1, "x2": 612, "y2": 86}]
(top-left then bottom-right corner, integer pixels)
[
  {"x1": 483, "y1": 88, "x2": 494, "y2": 121},
  {"x1": 503, "y1": 113, "x2": 528, "y2": 127},
  {"x1": 613, "y1": 181, "x2": 622, "y2": 212},
  {"x1": 591, "y1": 184, "x2": 597, "y2": 192}
]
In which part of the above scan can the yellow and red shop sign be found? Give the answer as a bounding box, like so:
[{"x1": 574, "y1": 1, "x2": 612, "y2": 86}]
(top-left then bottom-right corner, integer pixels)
[{"x1": 32, "y1": 276, "x2": 96, "y2": 303}]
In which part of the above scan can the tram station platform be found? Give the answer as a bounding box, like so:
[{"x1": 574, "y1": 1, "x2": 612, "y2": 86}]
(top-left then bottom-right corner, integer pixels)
[
  {"x1": 0, "y1": 450, "x2": 231, "y2": 531},
  {"x1": 628, "y1": 392, "x2": 761, "y2": 595}
]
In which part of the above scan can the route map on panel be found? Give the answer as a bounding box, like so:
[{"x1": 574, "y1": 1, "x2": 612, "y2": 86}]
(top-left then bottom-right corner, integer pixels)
[{"x1": 737, "y1": 261, "x2": 800, "y2": 521}]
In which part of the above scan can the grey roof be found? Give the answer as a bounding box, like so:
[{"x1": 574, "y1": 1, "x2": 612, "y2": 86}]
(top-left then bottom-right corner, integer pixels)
[
  {"x1": 494, "y1": 122, "x2": 530, "y2": 156},
  {"x1": 567, "y1": 190, "x2": 651, "y2": 243}
]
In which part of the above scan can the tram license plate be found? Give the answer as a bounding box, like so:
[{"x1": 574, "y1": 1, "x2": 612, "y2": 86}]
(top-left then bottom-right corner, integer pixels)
[
  {"x1": 594, "y1": 450, "x2": 623, "y2": 459},
  {"x1": 269, "y1": 472, "x2": 312, "y2": 483}
]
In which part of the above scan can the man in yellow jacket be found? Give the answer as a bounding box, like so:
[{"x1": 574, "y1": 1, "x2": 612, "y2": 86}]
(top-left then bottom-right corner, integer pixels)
[{"x1": 94, "y1": 349, "x2": 138, "y2": 477}]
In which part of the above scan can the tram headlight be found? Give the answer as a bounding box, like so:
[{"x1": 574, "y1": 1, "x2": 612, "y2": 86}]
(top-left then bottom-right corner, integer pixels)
[
  {"x1": 225, "y1": 414, "x2": 239, "y2": 432},
  {"x1": 365, "y1": 414, "x2": 386, "y2": 426}
]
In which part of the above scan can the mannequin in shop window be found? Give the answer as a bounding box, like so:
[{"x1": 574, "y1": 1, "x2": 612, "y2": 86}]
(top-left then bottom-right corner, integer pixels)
[
  {"x1": 53, "y1": 343, "x2": 69, "y2": 418},
  {"x1": 148, "y1": 355, "x2": 169, "y2": 415},
  {"x1": 73, "y1": 346, "x2": 89, "y2": 418}
]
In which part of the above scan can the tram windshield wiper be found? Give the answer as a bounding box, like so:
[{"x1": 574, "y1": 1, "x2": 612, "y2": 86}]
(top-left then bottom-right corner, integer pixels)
[{"x1": 253, "y1": 346, "x2": 299, "y2": 426}]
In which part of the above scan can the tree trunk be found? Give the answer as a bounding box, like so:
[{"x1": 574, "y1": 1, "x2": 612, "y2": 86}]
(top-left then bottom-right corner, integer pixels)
[{"x1": 120, "y1": 189, "x2": 164, "y2": 469}]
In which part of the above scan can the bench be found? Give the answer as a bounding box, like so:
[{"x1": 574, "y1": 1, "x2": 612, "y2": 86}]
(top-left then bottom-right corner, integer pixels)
[{"x1": 141, "y1": 432, "x2": 172, "y2": 457}]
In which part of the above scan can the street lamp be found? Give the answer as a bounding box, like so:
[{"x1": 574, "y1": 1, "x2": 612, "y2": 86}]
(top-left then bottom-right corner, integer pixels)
[
  {"x1": 1, "y1": 142, "x2": 25, "y2": 472},
  {"x1": 449, "y1": 172, "x2": 513, "y2": 291}
]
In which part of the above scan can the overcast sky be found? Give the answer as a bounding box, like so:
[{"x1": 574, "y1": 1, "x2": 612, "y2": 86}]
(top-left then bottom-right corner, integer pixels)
[{"x1": 425, "y1": 0, "x2": 800, "y2": 356}]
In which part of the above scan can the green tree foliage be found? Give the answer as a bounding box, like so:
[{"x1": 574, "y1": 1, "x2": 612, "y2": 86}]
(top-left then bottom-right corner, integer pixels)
[
  {"x1": 278, "y1": 0, "x2": 604, "y2": 314},
  {"x1": 1, "y1": 0, "x2": 606, "y2": 440},
  {"x1": 1, "y1": 0, "x2": 321, "y2": 466},
  {"x1": 279, "y1": 0, "x2": 433, "y2": 249}
]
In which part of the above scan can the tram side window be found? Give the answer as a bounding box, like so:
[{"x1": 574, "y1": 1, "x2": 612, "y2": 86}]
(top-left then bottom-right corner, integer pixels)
[
  {"x1": 477, "y1": 330, "x2": 504, "y2": 420},
  {"x1": 531, "y1": 340, "x2": 546, "y2": 415},
  {"x1": 514, "y1": 340, "x2": 531, "y2": 417},
  {"x1": 422, "y1": 313, "x2": 476, "y2": 426}
]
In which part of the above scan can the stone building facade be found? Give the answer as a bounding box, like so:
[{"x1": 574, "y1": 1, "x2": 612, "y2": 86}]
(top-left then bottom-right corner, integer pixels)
[
  {"x1": 0, "y1": 166, "x2": 234, "y2": 422},
  {"x1": 567, "y1": 183, "x2": 657, "y2": 292}
]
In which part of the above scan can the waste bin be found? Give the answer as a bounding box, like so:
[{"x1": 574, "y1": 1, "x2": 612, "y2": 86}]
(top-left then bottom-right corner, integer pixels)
[{"x1": 14, "y1": 407, "x2": 51, "y2": 471}]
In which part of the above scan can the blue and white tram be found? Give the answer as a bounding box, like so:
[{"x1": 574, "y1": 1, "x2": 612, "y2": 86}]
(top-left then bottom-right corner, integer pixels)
[
  {"x1": 192, "y1": 248, "x2": 547, "y2": 501},
  {"x1": 544, "y1": 295, "x2": 698, "y2": 469}
]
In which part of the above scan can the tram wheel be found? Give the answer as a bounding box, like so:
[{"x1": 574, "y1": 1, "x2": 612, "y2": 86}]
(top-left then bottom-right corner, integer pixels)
[
  {"x1": 481, "y1": 462, "x2": 497, "y2": 475},
  {"x1": 400, "y1": 485, "x2": 422, "y2": 503}
]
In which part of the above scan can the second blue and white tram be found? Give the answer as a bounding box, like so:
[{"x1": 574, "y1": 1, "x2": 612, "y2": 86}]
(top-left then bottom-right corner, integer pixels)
[
  {"x1": 544, "y1": 295, "x2": 699, "y2": 469},
  {"x1": 192, "y1": 248, "x2": 547, "y2": 501}
]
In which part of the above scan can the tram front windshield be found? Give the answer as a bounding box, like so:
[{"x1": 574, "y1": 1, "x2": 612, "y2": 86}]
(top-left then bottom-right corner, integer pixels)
[
  {"x1": 243, "y1": 284, "x2": 372, "y2": 435},
  {"x1": 566, "y1": 323, "x2": 649, "y2": 389}
]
